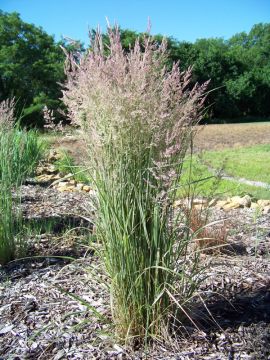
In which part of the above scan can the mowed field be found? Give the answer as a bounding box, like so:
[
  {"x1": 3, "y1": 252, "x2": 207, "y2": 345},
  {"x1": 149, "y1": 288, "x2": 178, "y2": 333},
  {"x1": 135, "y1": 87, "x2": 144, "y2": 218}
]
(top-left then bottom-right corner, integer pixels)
[{"x1": 195, "y1": 122, "x2": 270, "y2": 151}]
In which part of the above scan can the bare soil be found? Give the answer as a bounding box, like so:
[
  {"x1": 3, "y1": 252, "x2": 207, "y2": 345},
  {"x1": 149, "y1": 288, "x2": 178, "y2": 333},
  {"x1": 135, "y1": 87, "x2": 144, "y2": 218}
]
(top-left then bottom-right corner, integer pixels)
[
  {"x1": 51, "y1": 132, "x2": 88, "y2": 166},
  {"x1": 195, "y1": 122, "x2": 270, "y2": 151}
]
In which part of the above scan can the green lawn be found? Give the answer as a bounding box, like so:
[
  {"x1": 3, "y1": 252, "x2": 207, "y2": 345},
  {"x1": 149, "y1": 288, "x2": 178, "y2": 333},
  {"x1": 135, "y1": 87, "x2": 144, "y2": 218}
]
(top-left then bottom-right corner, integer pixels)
[
  {"x1": 203, "y1": 144, "x2": 270, "y2": 184},
  {"x1": 179, "y1": 145, "x2": 270, "y2": 200}
]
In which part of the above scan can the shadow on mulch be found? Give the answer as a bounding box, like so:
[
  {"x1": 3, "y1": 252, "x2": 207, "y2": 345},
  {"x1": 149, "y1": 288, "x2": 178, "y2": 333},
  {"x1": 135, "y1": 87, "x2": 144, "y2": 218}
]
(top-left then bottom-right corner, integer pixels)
[
  {"x1": 222, "y1": 242, "x2": 248, "y2": 256},
  {"x1": 185, "y1": 285, "x2": 270, "y2": 332},
  {"x1": 0, "y1": 216, "x2": 95, "y2": 283},
  {"x1": 0, "y1": 241, "x2": 95, "y2": 283},
  {"x1": 169, "y1": 287, "x2": 270, "y2": 358},
  {"x1": 0, "y1": 256, "x2": 72, "y2": 282},
  {"x1": 24, "y1": 214, "x2": 93, "y2": 234}
]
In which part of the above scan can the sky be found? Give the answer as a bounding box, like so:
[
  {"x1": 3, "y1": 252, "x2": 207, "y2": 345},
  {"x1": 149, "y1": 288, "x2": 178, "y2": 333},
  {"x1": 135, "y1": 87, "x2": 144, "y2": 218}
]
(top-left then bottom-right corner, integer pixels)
[{"x1": 1, "y1": 0, "x2": 270, "y2": 46}]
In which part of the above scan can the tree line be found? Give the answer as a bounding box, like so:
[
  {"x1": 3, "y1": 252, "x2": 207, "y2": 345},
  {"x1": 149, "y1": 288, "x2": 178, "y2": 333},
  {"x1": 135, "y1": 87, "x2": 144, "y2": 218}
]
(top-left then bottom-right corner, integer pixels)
[{"x1": 0, "y1": 11, "x2": 269, "y2": 126}]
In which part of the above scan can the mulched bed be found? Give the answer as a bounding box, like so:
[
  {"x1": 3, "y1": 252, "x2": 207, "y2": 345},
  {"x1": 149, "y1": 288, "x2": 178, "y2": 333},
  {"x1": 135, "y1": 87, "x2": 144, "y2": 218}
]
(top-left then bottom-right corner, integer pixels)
[{"x1": 1, "y1": 182, "x2": 270, "y2": 359}]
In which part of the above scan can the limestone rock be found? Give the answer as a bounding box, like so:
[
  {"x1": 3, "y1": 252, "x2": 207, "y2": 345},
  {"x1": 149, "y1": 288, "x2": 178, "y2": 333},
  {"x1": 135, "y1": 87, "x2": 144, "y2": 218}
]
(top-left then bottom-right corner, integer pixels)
[
  {"x1": 55, "y1": 181, "x2": 68, "y2": 187},
  {"x1": 223, "y1": 202, "x2": 242, "y2": 211},
  {"x1": 76, "y1": 183, "x2": 85, "y2": 190},
  {"x1": 193, "y1": 198, "x2": 208, "y2": 206},
  {"x1": 263, "y1": 205, "x2": 270, "y2": 214},
  {"x1": 48, "y1": 150, "x2": 62, "y2": 162},
  {"x1": 242, "y1": 195, "x2": 252, "y2": 207},
  {"x1": 36, "y1": 164, "x2": 58, "y2": 176},
  {"x1": 46, "y1": 165, "x2": 57, "y2": 174},
  {"x1": 36, "y1": 174, "x2": 53, "y2": 182},
  {"x1": 231, "y1": 195, "x2": 251, "y2": 208},
  {"x1": 216, "y1": 195, "x2": 252, "y2": 210},
  {"x1": 36, "y1": 166, "x2": 45, "y2": 176},
  {"x1": 36, "y1": 174, "x2": 60, "y2": 183},
  {"x1": 57, "y1": 184, "x2": 76, "y2": 192},
  {"x1": 69, "y1": 179, "x2": 77, "y2": 186},
  {"x1": 82, "y1": 185, "x2": 91, "y2": 193},
  {"x1": 173, "y1": 198, "x2": 208, "y2": 209},
  {"x1": 257, "y1": 199, "x2": 270, "y2": 207},
  {"x1": 251, "y1": 202, "x2": 260, "y2": 209},
  {"x1": 216, "y1": 200, "x2": 229, "y2": 209}
]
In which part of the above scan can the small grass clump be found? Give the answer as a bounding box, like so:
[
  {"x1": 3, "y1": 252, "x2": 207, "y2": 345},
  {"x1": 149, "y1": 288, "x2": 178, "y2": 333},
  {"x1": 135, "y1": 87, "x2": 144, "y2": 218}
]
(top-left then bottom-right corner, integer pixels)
[
  {"x1": 0, "y1": 98, "x2": 45, "y2": 264},
  {"x1": 54, "y1": 151, "x2": 91, "y2": 184},
  {"x1": 0, "y1": 127, "x2": 45, "y2": 186},
  {"x1": 63, "y1": 24, "x2": 208, "y2": 342},
  {"x1": 185, "y1": 206, "x2": 228, "y2": 253}
]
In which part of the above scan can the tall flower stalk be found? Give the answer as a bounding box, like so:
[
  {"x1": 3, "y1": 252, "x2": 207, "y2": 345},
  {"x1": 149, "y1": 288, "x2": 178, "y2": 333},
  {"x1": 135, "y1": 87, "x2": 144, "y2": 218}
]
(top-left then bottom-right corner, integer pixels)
[{"x1": 63, "y1": 24, "x2": 208, "y2": 341}]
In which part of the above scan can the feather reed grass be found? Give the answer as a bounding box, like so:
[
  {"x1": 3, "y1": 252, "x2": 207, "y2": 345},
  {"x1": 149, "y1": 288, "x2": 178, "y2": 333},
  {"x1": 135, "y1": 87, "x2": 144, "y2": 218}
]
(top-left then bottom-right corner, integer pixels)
[
  {"x1": 0, "y1": 99, "x2": 45, "y2": 264},
  {"x1": 63, "y1": 23, "x2": 209, "y2": 342}
]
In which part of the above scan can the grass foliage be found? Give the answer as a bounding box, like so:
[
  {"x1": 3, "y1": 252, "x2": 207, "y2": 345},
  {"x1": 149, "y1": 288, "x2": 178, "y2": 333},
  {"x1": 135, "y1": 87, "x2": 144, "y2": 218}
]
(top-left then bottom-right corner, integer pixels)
[
  {"x1": 0, "y1": 128, "x2": 45, "y2": 186},
  {"x1": 0, "y1": 100, "x2": 45, "y2": 264},
  {"x1": 54, "y1": 151, "x2": 90, "y2": 184}
]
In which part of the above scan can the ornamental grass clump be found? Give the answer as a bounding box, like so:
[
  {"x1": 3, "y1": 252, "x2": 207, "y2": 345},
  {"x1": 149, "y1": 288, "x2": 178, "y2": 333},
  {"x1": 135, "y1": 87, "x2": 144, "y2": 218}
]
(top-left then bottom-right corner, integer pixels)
[
  {"x1": 0, "y1": 98, "x2": 44, "y2": 264},
  {"x1": 63, "y1": 24, "x2": 209, "y2": 341}
]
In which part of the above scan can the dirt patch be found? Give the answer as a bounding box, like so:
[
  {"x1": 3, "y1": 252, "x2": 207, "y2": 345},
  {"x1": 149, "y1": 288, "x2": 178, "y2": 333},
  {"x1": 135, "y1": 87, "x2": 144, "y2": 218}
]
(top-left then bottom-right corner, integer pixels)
[
  {"x1": 51, "y1": 133, "x2": 88, "y2": 166},
  {"x1": 195, "y1": 123, "x2": 270, "y2": 151}
]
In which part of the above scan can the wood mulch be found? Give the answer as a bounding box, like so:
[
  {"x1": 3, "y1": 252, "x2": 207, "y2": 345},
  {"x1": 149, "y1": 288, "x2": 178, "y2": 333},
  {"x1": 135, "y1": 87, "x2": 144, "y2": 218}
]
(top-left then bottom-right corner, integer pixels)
[{"x1": 1, "y1": 174, "x2": 270, "y2": 359}]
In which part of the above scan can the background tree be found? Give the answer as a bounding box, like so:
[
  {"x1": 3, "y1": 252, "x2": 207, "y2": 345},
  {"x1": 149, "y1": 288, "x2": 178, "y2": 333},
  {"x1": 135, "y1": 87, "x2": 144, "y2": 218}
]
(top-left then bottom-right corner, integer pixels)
[
  {"x1": 118, "y1": 24, "x2": 270, "y2": 121},
  {"x1": 0, "y1": 11, "x2": 66, "y2": 126},
  {"x1": 226, "y1": 23, "x2": 270, "y2": 117},
  {"x1": 1, "y1": 10, "x2": 269, "y2": 125}
]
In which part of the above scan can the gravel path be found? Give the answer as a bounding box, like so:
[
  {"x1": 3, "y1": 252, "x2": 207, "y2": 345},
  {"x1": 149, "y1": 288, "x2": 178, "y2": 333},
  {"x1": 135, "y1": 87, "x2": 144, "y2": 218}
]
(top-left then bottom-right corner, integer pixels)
[
  {"x1": 205, "y1": 164, "x2": 270, "y2": 189},
  {"x1": 221, "y1": 173, "x2": 270, "y2": 189}
]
